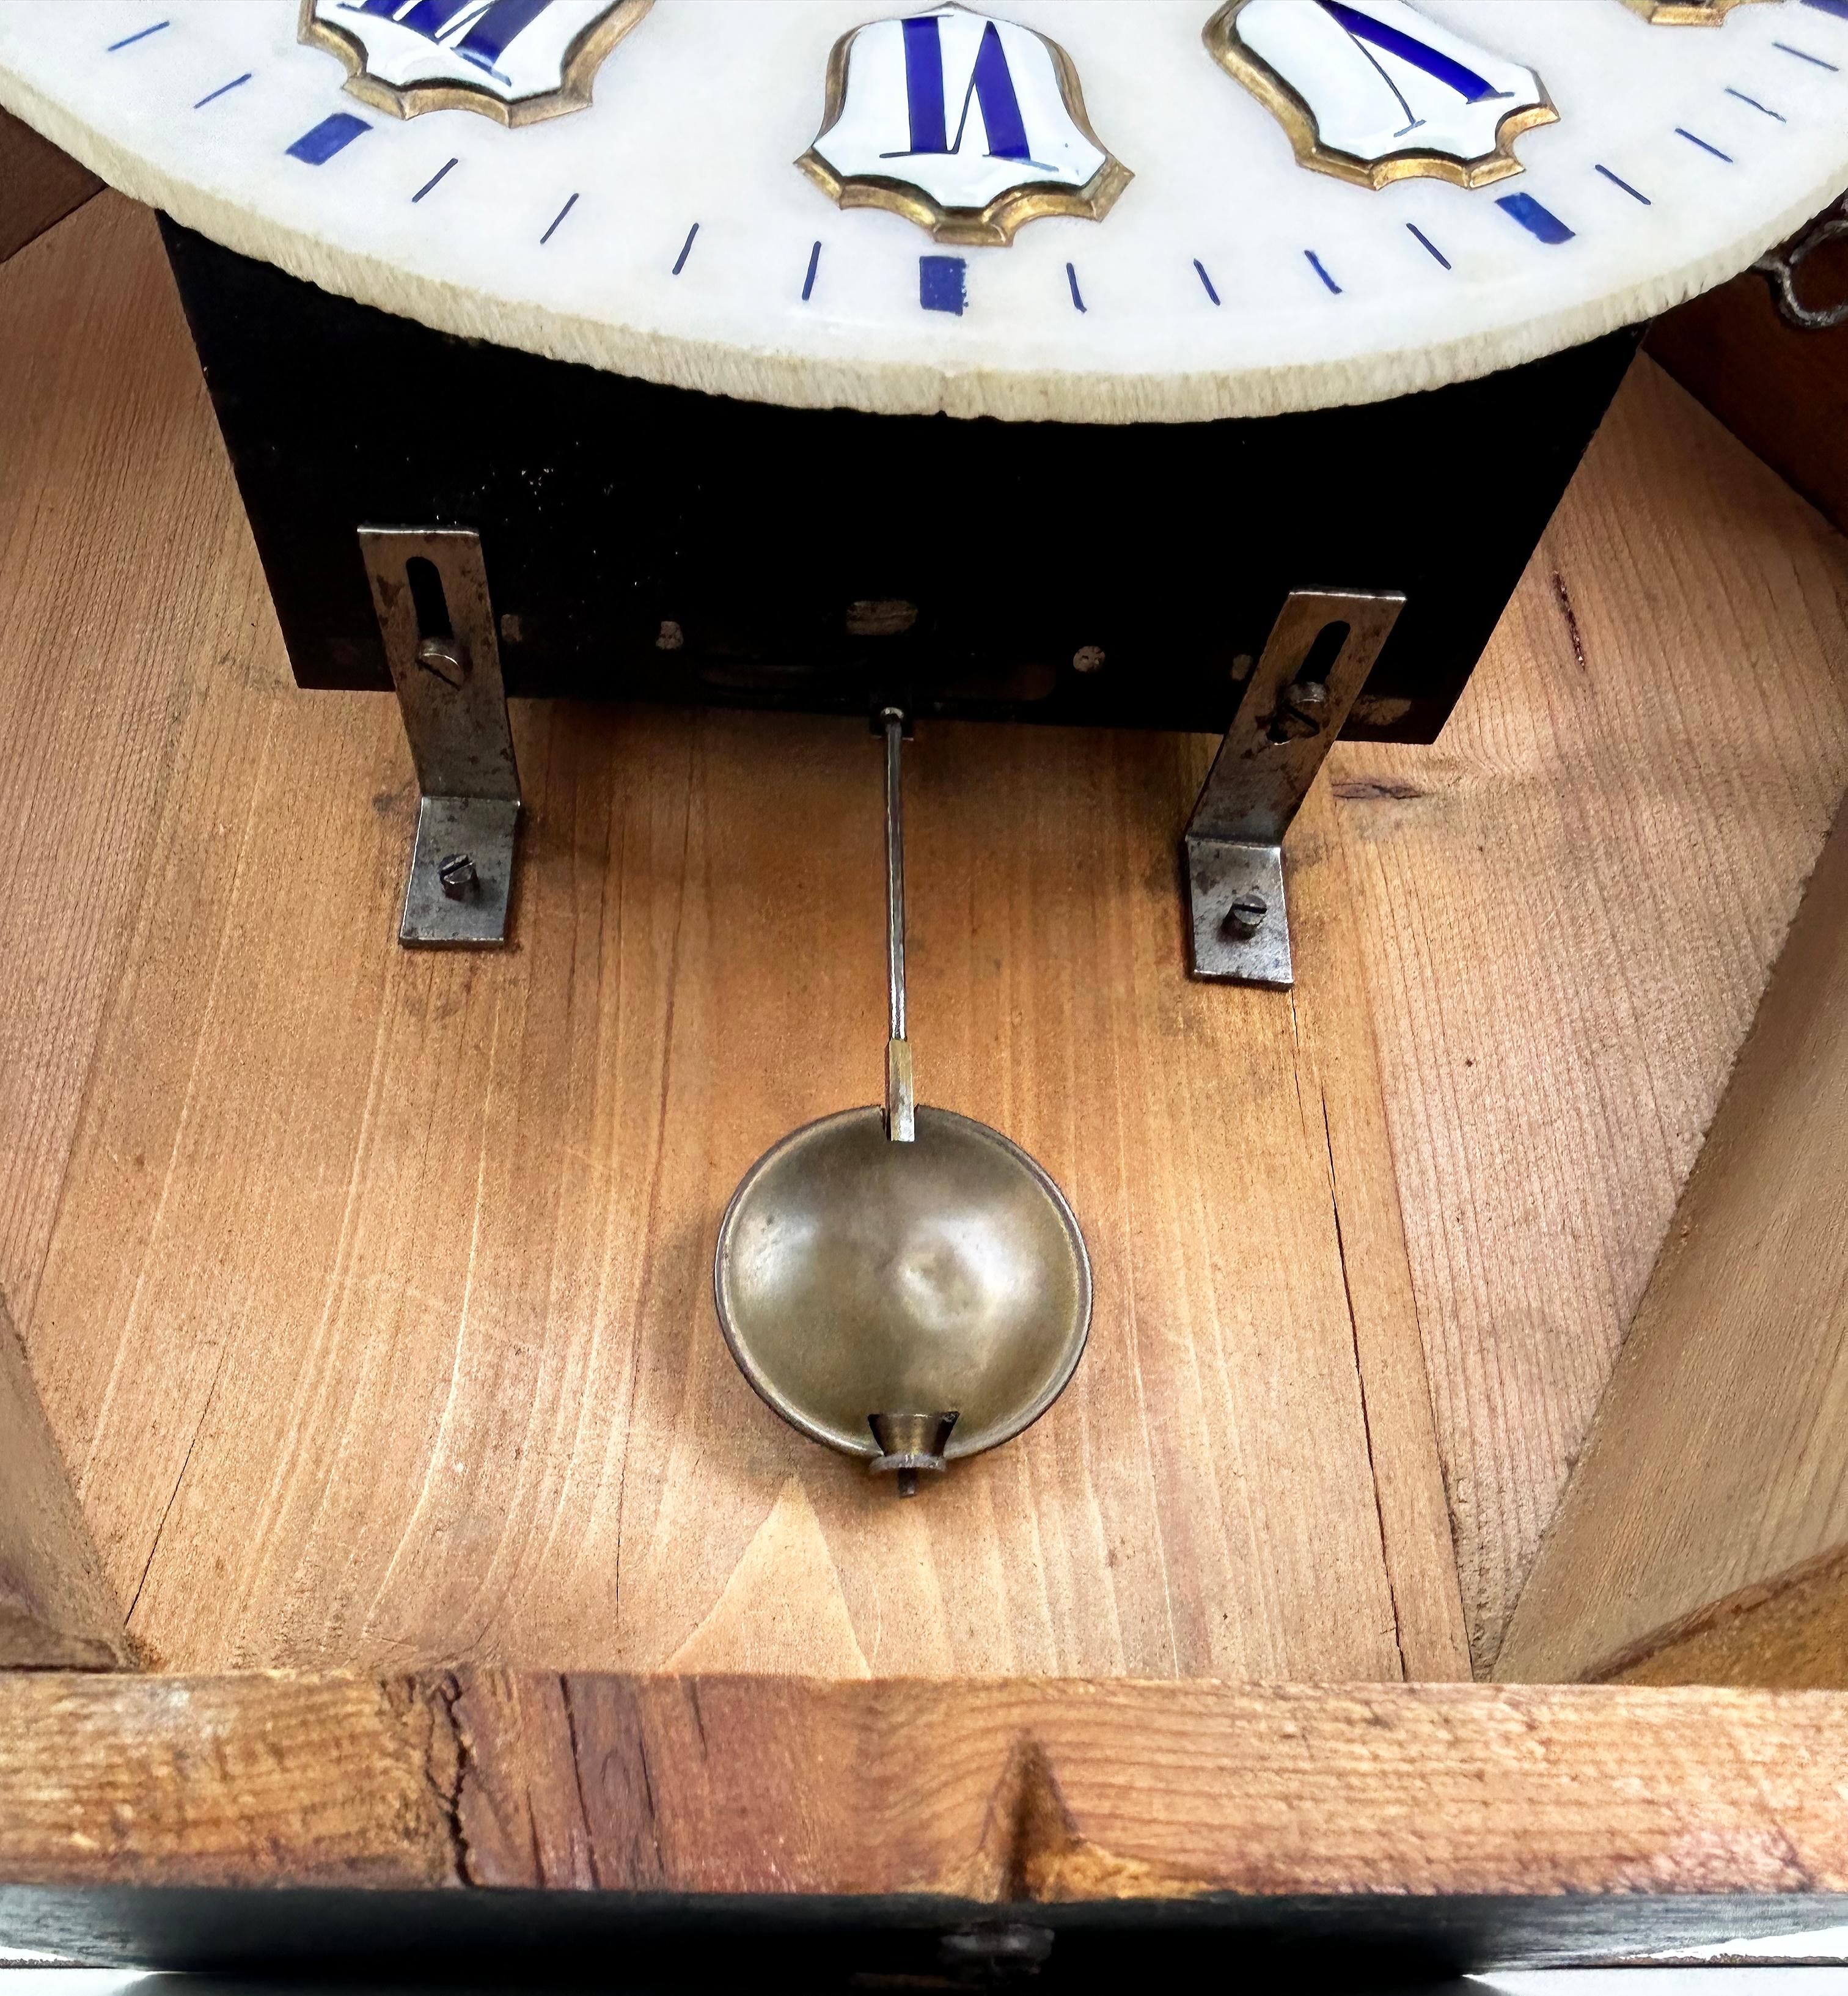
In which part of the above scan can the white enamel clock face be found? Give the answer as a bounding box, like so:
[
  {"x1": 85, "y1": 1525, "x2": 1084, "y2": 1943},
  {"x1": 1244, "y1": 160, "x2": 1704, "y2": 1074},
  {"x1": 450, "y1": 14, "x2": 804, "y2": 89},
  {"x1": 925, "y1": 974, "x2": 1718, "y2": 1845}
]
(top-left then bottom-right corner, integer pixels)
[{"x1": 1, "y1": 1, "x2": 1845, "y2": 423}]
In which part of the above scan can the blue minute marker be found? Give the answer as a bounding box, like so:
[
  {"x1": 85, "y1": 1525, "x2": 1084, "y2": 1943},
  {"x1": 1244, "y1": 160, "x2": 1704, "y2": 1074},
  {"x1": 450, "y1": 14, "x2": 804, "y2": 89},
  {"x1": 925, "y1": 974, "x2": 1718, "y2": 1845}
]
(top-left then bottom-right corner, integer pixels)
[
  {"x1": 413, "y1": 158, "x2": 458, "y2": 204},
  {"x1": 193, "y1": 73, "x2": 251, "y2": 109},
  {"x1": 540, "y1": 193, "x2": 579, "y2": 245},
  {"x1": 1676, "y1": 127, "x2": 1734, "y2": 163},
  {"x1": 1305, "y1": 250, "x2": 1342, "y2": 295},
  {"x1": 1406, "y1": 223, "x2": 1451, "y2": 270},
  {"x1": 1595, "y1": 163, "x2": 1651, "y2": 205}
]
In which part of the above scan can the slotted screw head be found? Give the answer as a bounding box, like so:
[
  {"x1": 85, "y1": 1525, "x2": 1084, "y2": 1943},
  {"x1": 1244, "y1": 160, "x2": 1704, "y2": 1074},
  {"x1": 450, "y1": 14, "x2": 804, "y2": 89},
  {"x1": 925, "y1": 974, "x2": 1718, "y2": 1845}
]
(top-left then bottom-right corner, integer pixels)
[
  {"x1": 1224, "y1": 892, "x2": 1268, "y2": 940},
  {"x1": 416, "y1": 636, "x2": 468, "y2": 687},
  {"x1": 438, "y1": 851, "x2": 478, "y2": 900}
]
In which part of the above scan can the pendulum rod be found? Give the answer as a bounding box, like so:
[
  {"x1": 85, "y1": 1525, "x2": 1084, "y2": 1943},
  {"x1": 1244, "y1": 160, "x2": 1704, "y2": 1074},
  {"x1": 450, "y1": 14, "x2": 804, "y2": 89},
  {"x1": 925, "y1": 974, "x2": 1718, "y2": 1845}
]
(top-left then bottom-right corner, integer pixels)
[{"x1": 882, "y1": 706, "x2": 916, "y2": 1142}]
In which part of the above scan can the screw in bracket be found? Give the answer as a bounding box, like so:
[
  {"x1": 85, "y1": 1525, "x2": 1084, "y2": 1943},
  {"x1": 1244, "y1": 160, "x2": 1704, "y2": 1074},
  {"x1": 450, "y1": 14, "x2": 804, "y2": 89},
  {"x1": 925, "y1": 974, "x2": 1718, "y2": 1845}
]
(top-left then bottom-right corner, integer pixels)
[
  {"x1": 1267, "y1": 678, "x2": 1330, "y2": 744},
  {"x1": 416, "y1": 636, "x2": 468, "y2": 688},
  {"x1": 1223, "y1": 891, "x2": 1268, "y2": 941},
  {"x1": 438, "y1": 851, "x2": 479, "y2": 900}
]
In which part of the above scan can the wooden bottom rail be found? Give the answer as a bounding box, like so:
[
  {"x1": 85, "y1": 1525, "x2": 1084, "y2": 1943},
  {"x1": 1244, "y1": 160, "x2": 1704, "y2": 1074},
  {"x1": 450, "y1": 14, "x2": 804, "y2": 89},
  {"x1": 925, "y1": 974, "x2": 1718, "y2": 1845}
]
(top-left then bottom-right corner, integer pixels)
[{"x1": 2, "y1": 1674, "x2": 1847, "y2": 1975}]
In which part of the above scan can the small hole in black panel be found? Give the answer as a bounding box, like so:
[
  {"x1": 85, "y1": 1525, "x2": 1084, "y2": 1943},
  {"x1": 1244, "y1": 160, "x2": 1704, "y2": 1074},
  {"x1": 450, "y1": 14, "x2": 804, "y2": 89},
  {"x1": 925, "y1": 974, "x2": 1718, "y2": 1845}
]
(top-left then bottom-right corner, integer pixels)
[{"x1": 405, "y1": 556, "x2": 453, "y2": 641}]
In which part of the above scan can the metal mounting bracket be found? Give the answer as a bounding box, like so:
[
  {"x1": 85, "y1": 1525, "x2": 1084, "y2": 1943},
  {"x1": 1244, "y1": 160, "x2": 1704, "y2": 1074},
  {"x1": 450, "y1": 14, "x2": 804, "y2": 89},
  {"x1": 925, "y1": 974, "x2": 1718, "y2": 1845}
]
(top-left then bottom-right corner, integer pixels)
[
  {"x1": 1184, "y1": 589, "x2": 1404, "y2": 988},
  {"x1": 359, "y1": 527, "x2": 521, "y2": 949}
]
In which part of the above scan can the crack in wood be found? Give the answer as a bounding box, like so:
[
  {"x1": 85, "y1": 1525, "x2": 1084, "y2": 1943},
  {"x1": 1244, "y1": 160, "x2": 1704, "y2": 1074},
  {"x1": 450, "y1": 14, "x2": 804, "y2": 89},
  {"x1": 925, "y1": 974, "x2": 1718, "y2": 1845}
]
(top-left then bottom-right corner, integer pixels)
[
  {"x1": 1322, "y1": 1094, "x2": 1410, "y2": 1683},
  {"x1": 1552, "y1": 569, "x2": 1590, "y2": 675},
  {"x1": 412, "y1": 1670, "x2": 471, "y2": 1885},
  {"x1": 955, "y1": 1736, "x2": 1208, "y2": 1905}
]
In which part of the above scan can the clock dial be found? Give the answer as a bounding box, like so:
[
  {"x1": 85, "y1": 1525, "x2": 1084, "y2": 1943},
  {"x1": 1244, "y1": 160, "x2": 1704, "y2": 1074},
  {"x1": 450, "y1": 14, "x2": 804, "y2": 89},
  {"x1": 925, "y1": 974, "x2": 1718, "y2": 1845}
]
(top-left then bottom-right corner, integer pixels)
[{"x1": 1, "y1": 1, "x2": 1844, "y2": 423}]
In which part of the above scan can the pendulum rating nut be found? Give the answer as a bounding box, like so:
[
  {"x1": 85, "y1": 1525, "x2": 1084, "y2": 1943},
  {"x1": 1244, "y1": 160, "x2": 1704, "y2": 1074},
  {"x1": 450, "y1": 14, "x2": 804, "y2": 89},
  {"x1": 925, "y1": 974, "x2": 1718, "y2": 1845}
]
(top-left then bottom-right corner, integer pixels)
[{"x1": 868, "y1": 1411, "x2": 960, "y2": 1497}]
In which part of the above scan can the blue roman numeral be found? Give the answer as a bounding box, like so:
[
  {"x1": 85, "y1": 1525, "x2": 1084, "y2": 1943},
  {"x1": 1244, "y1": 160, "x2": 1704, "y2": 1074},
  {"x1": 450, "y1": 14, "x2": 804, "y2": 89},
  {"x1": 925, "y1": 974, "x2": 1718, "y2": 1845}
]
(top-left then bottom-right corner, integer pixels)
[
  {"x1": 1317, "y1": 1, "x2": 1506, "y2": 106},
  {"x1": 892, "y1": 15, "x2": 1030, "y2": 162},
  {"x1": 348, "y1": 0, "x2": 556, "y2": 75}
]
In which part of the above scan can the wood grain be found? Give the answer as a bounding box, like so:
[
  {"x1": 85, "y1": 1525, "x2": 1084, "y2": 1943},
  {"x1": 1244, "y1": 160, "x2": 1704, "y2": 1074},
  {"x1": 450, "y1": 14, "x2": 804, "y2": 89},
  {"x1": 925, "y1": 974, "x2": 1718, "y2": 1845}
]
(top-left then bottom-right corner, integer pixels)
[
  {"x1": 0, "y1": 1671, "x2": 453, "y2": 1886},
  {"x1": 5, "y1": 1671, "x2": 1848, "y2": 1920},
  {"x1": 31, "y1": 698, "x2": 1405, "y2": 1678},
  {"x1": 1596, "y1": 1543, "x2": 1848, "y2": 1691},
  {"x1": 0, "y1": 108, "x2": 97, "y2": 266},
  {"x1": 447, "y1": 1675, "x2": 1848, "y2": 1904},
  {"x1": 0, "y1": 1291, "x2": 127, "y2": 1670},
  {"x1": 1495, "y1": 796, "x2": 1848, "y2": 1686},
  {"x1": 0, "y1": 191, "x2": 259, "y2": 1327},
  {"x1": 12, "y1": 199, "x2": 1409, "y2": 1680},
  {"x1": 1649, "y1": 256, "x2": 1848, "y2": 541},
  {"x1": 1288, "y1": 786, "x2": 1472, "y2": 1681},
  {"x1": 1327, "y1": 360, "x2": 1848, "y2": 1672}
]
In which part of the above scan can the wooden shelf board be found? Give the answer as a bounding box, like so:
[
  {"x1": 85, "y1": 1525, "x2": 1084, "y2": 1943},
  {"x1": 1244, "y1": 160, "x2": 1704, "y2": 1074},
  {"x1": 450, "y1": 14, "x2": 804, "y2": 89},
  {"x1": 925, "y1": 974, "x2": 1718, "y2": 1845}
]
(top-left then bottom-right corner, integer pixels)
[
  {"x1": 2, "y1": 1673, "x2": 1847, "y2": 1971},
  {"x1": 1332, "y1": 358, "x2": 1848, "y2": 1671},
  {"x1": 1497, "y1": 788, "x2": 1848, "y2": 1685}
]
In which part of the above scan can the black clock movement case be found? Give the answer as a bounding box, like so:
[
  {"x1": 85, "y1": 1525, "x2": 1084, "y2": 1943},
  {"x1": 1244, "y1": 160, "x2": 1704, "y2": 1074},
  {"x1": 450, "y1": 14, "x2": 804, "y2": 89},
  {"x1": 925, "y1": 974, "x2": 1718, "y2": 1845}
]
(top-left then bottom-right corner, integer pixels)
[{"x1": 160, "y1": 215, "x2": 1640, "y2": 743}]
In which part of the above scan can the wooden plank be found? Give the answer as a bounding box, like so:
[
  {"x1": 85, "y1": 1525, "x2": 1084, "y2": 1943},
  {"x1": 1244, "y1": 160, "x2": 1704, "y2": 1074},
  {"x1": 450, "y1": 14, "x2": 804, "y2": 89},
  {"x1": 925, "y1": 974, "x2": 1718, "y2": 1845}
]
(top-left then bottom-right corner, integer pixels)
[
  {"x1": 30, "y1": 702, "x2": 1404, "y2": 1679},
  {"x1": 0, "y1": 1292, "x2": 127, "y2": 1670},
  {"x1": 1327, "y1": 359, "x2": 1848, "y2": 1672},
  {"x1": 1495, "y1": 795, "x2": 1848, "y2": 1686},
  {"x1": 0, "y1": 189, "x2": 257, "y2": 1327},
  {"x1": 12, "y1": 201, "x2": 1407, "y2": 1679},
  {"x1": 0, "y1": 1672, "x2": 453, "y2": 1887},
  {"x1": 2, "y1": 1673, "x2": 1848, "y2": 1963},
  {"x1": 444, "y1": 1675, "x2": 1848, "y2": 1904},
  {"x1": 1287, "y1": 787, "x2": 1471, "y2": 1681},
  {"x1": 1649, "y1": 262, "x2": 1848, "y2": 543},
  {"x1": 1596, "y1": 1544, "x2": 1848, "y2": 1690},
  {"x1": 0, "y1": 108, "x2": 98, "y2": 266}
]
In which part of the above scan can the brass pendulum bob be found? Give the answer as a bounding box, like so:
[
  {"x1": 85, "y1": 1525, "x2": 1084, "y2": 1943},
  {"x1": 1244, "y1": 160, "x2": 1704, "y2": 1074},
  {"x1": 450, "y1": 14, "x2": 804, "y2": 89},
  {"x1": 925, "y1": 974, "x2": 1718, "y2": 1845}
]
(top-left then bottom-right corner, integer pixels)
[{"x1": 713, "y1": 713, "x2": 1091, "y2": 1494}]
